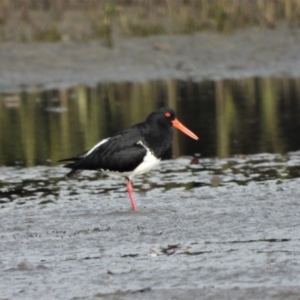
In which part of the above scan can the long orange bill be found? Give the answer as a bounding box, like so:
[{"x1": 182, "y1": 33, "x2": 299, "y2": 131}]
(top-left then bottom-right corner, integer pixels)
[{"x1": 172, "y1": 119, "x2": 199, "y2": 140}]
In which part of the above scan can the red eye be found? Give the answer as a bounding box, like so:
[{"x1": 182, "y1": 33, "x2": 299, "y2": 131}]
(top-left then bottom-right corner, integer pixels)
[{"x1": 165, "y1": 112, "x2": 171, "y2": 117}]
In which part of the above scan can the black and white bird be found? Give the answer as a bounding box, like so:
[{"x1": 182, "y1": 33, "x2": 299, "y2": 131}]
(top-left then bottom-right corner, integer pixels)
[{"x1": 58, "y1": 107, "x2": 198, "y2": 211}]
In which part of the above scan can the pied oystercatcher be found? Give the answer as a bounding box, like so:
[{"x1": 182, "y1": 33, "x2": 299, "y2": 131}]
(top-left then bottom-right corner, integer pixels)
[{"x1": 59, "y1": 107, "x2": 198, "y2": 211}]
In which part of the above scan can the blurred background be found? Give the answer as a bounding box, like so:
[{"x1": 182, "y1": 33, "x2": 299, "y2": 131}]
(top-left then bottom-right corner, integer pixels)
[
  {"x1": 0, "y1": 0, "x2": 299, "y2": 43},
  {"x1": 1, "y1": 0, "x2": 300, "y2": 166}
]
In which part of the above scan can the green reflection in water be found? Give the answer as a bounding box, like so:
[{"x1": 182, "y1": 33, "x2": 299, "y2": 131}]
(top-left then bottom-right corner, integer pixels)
[{"x1": 1, "y1": 77, "x2": 300, "y2": 166}]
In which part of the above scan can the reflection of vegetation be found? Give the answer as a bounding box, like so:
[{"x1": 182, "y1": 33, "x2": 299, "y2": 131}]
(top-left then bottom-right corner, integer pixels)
[
  {"x1": 1, "y1": 77, "x2": 300, "y2": 166},
  {"x1": 0, "y1": 1, "x2": 300, "y2": 42},
  {"x1": 260, "y1": 78, "x2": 283, "y2": 153},
  {"x1": 215, "y1": 80, "x2": 236, "y2": 158}
]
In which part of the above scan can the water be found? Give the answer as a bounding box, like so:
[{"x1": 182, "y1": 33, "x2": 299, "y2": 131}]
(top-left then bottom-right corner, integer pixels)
[
  {"x1": 1, "y1": 77, "x2": 300, "y2": 166},
  {"x1": 1, "y1": 77, "x2": 300, "y2": 299}
]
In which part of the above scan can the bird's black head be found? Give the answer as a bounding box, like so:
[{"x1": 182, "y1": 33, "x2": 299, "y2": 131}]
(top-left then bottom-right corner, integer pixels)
[
  {"x1": 146, "y1": 107, "x2": 199, "y2": 140},
  {"x1": 142, "y1": 107, "x2": 198, "y2": 158},
  {"x1": 146, "y1": 107, "x2": 176, "y2": 127}
]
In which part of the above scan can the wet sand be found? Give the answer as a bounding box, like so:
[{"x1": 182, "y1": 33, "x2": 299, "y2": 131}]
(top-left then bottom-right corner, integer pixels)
[
  {"x1": 1, "y1": 24, "x2": 300, "y2": 92},
  {"x1": 1, "y1": 154, "x2": 300, "y2": 299}
]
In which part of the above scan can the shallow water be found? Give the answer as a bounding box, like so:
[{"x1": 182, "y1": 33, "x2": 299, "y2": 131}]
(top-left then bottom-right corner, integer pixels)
[
  {"x1": 1, "y1": 152, "x2": 300, "y2": 299},
  {"x1": 1, "y1": 77, "x2": 300, "y2": 166}
]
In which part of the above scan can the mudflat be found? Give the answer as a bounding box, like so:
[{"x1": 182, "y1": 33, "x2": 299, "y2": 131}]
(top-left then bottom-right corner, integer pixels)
[
  {"x1": 0, "y1": 24, "x2": 300, "y2": 91},
  {"x1": 1, "y1": 154, "x2": 300, "y2": 299}
]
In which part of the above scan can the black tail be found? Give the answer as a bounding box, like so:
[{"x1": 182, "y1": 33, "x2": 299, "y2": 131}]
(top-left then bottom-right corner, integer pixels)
[{"x1": 58, "y1": 151, "x2": 88, "y2": 178}]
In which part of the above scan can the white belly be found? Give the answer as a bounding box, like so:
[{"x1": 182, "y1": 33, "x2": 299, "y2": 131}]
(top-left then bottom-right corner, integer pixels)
[{"x1": 100, "y1": 140, "x2": 160, "y2": 180}]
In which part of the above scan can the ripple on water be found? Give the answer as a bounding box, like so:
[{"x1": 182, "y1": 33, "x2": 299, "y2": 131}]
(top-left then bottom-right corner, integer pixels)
[{"x1": 0, "y1": 151, "x2": 300, "y2": 207}]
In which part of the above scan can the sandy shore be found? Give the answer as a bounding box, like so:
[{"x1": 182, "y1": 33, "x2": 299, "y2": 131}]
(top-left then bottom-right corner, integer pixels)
[{"x1": 1, "y1": 24, "x2": 300, "y2": 92}]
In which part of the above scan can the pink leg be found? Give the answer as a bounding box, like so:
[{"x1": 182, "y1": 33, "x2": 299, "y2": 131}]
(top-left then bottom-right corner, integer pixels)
[{"x1": 126, "y1": 179, "x2": 138, "y2": 211}]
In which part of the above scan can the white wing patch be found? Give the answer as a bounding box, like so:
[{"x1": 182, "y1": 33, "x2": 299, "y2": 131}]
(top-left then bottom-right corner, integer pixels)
[
  {"x1": 86, "y1": 138, "x2": 110, "y2": 156},
  {"x1": 130, "y1": 140, "x2": 160, "y2": 179}
]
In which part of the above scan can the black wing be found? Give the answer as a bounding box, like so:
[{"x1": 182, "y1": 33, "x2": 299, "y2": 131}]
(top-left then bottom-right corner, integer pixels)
[{"x1": 61, "y1": 129, "x2": 147, "y2": 176}]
